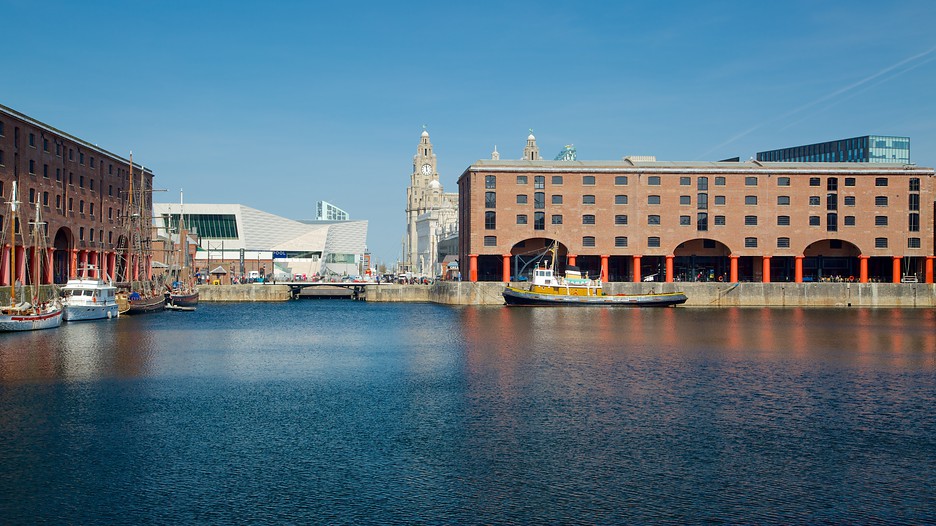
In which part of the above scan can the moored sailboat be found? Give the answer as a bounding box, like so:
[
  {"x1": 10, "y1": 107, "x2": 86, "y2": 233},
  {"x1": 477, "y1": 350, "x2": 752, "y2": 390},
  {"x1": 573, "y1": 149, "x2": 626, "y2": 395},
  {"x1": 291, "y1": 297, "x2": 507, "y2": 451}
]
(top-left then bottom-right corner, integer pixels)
[
  {"x1": 116, "y1": 153, "x2": 165, "y2": 315},
  {"x1": 0, "y1": 182, "x2": 63, "y2": 331}
]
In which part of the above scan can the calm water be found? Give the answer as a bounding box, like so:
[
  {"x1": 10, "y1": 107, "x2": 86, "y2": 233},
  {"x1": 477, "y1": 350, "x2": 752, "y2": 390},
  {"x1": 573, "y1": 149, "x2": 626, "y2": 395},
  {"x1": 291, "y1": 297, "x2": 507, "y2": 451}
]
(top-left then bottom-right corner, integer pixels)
[{"x1": 0, "y1": 302, "x2": 934, "y2": 524}]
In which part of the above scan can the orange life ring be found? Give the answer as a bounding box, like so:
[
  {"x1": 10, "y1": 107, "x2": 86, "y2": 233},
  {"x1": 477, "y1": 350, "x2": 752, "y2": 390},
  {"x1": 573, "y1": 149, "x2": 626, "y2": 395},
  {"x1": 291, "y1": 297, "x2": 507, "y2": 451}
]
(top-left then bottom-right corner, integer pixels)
[{"x1": 717, "y1": 275, "x2": 724, "y2": 282}]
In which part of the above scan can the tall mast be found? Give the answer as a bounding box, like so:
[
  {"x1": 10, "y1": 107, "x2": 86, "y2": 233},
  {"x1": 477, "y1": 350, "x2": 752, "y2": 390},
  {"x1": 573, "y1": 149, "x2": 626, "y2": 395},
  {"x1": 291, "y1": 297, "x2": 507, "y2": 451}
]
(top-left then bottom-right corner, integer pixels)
[{"x1": 8, "y1": 181, "x2": 17, "y2": 304}]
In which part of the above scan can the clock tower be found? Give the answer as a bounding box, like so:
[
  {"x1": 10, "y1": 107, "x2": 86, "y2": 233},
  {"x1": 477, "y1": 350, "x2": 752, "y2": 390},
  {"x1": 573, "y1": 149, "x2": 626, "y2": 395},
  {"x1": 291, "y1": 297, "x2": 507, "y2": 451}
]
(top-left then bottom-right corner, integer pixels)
[{"x1": 403, "y1": 128, "x2": 458, "y2": 275}]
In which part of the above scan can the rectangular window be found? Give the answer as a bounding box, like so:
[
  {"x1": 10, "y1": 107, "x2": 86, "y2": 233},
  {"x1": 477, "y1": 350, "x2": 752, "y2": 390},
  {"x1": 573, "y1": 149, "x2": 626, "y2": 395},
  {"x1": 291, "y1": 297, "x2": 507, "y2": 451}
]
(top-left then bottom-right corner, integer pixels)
[
  {"x1": 875, "y1": 196, "x2": 888, "y2": 206},
  {"x1": 615, "y1": 195, "x2": 628, "y2": 205},
  {"x1": 698, "y1": 193, "x2": 708, "y2": 209},
  {"x1": 648, "y1": 237, "x2": 660, "y2": 248},
  {"x1": 679, "y1": 215, "x2": 691, "y2": 226},
  {"x1": 614, "y1": 214, "x2": 628, "y2": 225},
  {"x1": 744, "y1": 215, "x2": 758, "y2": 226},
  {"x1": 583, "y1": 195, "x2": 596, "y2": 205},
  {"x1": 909, "y1": 213, "x2": 920, "y2": 232},
  {"x1": 648, "y1": 195, "x2": 661, "y2": 205},
  {"x1": 844, "y1": 196, "x2": 855, "y2": 206},
  {"x1": 80, "y1": 176, "x2": 85, "y2": 188},
  {"x1": 777, "y1": 196, "x2": 790, "y2": 205},
  {"x1": 745, "y1": 176, "x2": 757, "y2": 186},
  {"x1": 875, "y1": 238, "x2": 888, "y2": 249},
  {"x1": 615, "y1": 175, "x2": 628, "y2": 185},
  {"x1": 534, "y1": 212, "x2": 545, "y2": 230},
  {"x1": 29, "y1": 159, "x2": 35, "y2": 174},
  {"x1": 679, "y1": 176, "x2": 691, "y2": 186},
  {"x1": 79, "y1": 200, "x2": 85, "y2": 213},
  {"x1": 582, "y1": 175, "x2": 595, "y2": 186},
  {"x1": 809, "y1": 216, "x2": 820, "y2": 226},
  {"x1": 875, "y1": 216, "x2": 888, "y2": 226},
  {"x1": 582, "y1": 214, "x2": 596, "y2": 225},
  {"x1": 534, "y1": 192, "x2": 545, "y2": 209},
  {"x1": 56, "y1": 195, "x2": 62, "y2": 209},
  {"x1": 516, "y1": 175, "x2": 527, "y2": 185},
  {"x1": 777, "y1": 215, "x2": 790, "y2": 226},
  {"x1": 809, "y1": 196, "x2": 820, "y2": 206},
  {"x1": 744, "y1": 237, "x2": 758, "y2": 248},
  {"x1": 809, "y1": 177, "x2": 820, "y2": 187},
  {"x1": 79, "y1": 152, "x2": 85, "y2": 165},
  {"x1": 647, "y1": 176, "x2": 661, "y2": 186},
  {"x1": 485, "y1": 175, "x2": 496, "y2": 189},
  {"x1": 28, "y1": 133, "x2": 36, "y2": 147},
  {"x1": 551, "y1": 214, "x2": 563, "y2": 225},
  {"x1": 583, "y1": 236, "x2": 596, "y2": 247},
  {"x1": 908, "y1": 238, "x2": 921, "y2": 249},
  {"x1": 68, "y1": 198, "x2": 73, "y2": 212},
  {"x1": 648, "y1": 215, "x2": 661, "y2": 225},
  {"x1": 909, "y1": 178, "x2": 920, "y2": 192},
  {"x1": 697, "y1": 212, "x2": 708, "y2": 231},
  {"x1": 909, "y1": 194, "x2": 920, "y2": 211},
  {"x1": 844, "y1": 216, "x2": 855, "y2": 226},
  {"x1": 698, "y1": 177, "x2": 708, "y2": 190},
  {"x1": 679, "y1": 195, "x2": 691, "y2": 205},
  {"x1": 844, "y1": 177, "x2": 855, "y2": 187},
  {"x1": 485, "y1": 191, "x2": 496, "y2": 208},
  {"x1": 516, "y1": 194, "x2": 528, "y2": 204},
  {"x1": 552, "y1": 175, "x2": 563, "y2": 185},
  {"x1": 42, "y1": 191, "x2": 49, "y2": 206},
  {"x1": 484, "y1": 211, "x2": 496, "y2": 229},
  {"x1": 777, "y1": 177, "x2": 790, "y2": 186},
  {"x1": 714, "y1": 215, "x2": 726, "y2": 226},
  {"x1": 551, "y1": 194, "x2": 563, "y2": 205},
  {"x1": 745, "y1": 196, "x2": 757, "y2": 205},
  {"x1": 484, "y1": 236, "x2": 497, "y2": 246},
  {"x1": 827, "y1": 213, "x2": 837, "y2": 232},
  {"x1": 615, "y1": 236, "x2": 628, "y2": 247},
  {"x1": 777, "y1": 237, "x2": 790, "y2": 248},
  {"x1": 875, "y1": 178, "x2": 888, "y2": 187},
  {"x1": 827, "y1": 178, "x2": 838, "y2": 191},
  {"x1": 826, "y1": 194, "x2": 837, "y2": 210},
  {"x1": 516, "y1": 214, "x2": 527, "y2": 225},
  {"x1": 43, "y1": 164, "x2": 49, "y2": 178},
  {"x1": 534, "y1": 176, "x2": 545, "y2": 189}
]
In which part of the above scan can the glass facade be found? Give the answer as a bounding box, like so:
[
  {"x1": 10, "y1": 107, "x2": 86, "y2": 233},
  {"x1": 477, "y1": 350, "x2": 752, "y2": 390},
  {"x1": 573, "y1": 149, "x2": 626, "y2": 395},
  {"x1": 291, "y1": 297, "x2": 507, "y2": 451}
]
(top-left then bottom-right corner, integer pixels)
[
  {"x1": 163, "y1": 213, "x2": 239, "y2": 239},
  {"x1": 756, "y1": 135, "x2": 910, "y2": 164}
]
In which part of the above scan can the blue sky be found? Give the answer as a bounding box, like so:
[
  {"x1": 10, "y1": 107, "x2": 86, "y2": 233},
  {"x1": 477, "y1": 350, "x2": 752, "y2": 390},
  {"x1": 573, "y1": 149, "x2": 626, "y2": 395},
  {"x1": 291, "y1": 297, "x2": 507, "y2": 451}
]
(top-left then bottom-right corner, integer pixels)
[{"x1": 3, "y1": 0, "x2": 935, "y2": 264}]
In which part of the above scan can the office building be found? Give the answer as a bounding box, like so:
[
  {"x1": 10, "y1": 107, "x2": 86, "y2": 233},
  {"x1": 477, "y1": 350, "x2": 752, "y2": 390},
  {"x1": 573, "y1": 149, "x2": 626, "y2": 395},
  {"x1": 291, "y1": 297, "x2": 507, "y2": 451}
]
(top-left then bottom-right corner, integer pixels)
[{"x1": 757, "y1": 135, "x2": 910, "y2": 163}]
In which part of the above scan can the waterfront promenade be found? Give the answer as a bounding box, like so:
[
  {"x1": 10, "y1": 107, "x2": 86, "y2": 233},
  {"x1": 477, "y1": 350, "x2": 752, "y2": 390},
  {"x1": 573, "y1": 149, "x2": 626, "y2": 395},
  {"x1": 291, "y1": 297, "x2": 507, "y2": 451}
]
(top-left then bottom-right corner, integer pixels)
[{"x1": 187, "y1": 281, "x2": 936, "y2": 307}]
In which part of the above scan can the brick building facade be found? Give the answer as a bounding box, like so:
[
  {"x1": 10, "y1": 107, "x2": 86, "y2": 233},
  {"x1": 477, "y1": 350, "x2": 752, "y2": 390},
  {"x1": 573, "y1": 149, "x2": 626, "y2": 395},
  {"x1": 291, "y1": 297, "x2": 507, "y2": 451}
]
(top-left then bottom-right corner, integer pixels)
[
  {"x1": 458, "y1": 152, "x2": 935, "y2": 284},
  {"x1": 0, "y1": 104, "x2": 155, "y2": 286}
]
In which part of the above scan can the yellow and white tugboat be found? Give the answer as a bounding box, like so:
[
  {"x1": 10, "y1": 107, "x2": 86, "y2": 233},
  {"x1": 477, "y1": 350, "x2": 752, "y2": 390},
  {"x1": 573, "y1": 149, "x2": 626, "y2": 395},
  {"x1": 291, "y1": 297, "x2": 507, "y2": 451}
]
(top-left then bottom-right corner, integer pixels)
[{"x1": 503, "y1": 257, "x2": 687, "y2": 307}]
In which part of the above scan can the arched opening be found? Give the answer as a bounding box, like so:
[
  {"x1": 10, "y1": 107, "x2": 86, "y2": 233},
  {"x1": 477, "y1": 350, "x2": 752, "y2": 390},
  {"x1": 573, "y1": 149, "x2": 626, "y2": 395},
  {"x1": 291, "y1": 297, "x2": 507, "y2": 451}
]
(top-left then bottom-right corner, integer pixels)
[
  {"x1": 802, "y1": 240, "x2": 861, "y2": 282},
  {"x1": 53, "y1": 227, "x2": 72, "y2": 284},
  {"x1": 674, "y1": 239, "x2": 732, "y2": 282},
  {"x1": 508, "y1": 238, "x2": 569, "y2": 281}
]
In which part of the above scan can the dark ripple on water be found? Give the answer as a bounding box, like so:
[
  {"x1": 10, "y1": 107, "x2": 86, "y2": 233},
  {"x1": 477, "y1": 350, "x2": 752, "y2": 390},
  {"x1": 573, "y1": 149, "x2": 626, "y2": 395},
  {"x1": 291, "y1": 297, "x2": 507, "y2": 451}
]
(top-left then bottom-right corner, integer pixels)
[{"x1": 0, "y1": 303, "x2": 934, "y2": 524}]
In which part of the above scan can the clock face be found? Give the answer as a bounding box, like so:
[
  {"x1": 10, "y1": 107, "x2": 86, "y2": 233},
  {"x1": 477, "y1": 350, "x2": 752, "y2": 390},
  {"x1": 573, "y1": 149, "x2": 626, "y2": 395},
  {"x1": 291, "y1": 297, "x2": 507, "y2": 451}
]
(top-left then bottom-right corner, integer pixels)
[{"x1": 421, "y1": 164, "x2": 432, "y2": 175}]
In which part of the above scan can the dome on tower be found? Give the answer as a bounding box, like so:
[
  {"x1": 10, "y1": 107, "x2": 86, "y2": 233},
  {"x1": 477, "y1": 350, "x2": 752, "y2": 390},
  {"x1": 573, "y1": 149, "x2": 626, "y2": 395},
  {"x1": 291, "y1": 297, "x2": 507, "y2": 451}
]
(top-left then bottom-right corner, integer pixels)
[
  {"x1": 528, "y1": 133, "x2": 535, "y2": 141},
  {"x1": 428, "y1": 179, "x2": 442, "y2": 190},
  {"x1": 421, "y1": 130, "x2": 429, "y2": 137}
]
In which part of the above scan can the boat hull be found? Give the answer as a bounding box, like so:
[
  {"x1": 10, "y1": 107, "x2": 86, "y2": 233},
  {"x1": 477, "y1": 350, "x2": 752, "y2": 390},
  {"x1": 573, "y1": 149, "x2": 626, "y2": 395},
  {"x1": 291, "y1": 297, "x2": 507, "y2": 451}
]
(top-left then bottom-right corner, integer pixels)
[
  {"x1": 0, "y1": 308, "x2": 64, "y2": 331},
  {"x1": 503, "y1": 287, "x2": 687, "y2": 307},
  {"x1": 168, "y1": 291, "x2": 199, "y2": 307},
  {"x1": 125, "y1": 295, "x2": 167, "y2": 314},
  {"x1": 63, "y1": 303, "x2": 119, "y2": 321}
]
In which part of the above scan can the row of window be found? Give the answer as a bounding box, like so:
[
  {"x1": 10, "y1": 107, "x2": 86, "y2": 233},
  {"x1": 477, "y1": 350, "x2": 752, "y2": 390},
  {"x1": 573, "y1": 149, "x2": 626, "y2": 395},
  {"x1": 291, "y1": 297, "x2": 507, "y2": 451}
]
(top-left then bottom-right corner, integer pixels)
[
  {"x1": 0, "y1": 213, "x2": 114, "y2": 245},
  {"x1": 496, "y1": 211, "x2": 921, "y2": 230},
  {"x1": 1, "y1": 184, "x2": 123, "y2": 220},
  {"x1": 492, "y1": 192, "x2": 914, "y2": 209},
  {"x1": 482, "y1": 235, "x2": 923, "y2": 249},
  {"x1": 490, "y1": 174, "x2": 921, "y2": 190}
]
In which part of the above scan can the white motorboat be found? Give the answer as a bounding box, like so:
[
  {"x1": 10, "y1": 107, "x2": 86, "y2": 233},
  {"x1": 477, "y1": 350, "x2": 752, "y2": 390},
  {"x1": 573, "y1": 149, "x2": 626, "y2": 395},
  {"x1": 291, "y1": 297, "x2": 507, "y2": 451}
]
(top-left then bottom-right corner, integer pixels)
[{"x1": 61, "y1": 278, "x2": 120, "y2": 321}]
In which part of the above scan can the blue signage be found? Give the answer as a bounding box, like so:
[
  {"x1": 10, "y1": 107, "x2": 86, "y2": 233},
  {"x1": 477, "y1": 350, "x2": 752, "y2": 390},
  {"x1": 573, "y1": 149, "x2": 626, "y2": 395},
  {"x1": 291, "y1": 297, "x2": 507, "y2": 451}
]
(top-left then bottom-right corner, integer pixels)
[{"x1": 272, "y1": 251, "x2": 287, "y2": 259}]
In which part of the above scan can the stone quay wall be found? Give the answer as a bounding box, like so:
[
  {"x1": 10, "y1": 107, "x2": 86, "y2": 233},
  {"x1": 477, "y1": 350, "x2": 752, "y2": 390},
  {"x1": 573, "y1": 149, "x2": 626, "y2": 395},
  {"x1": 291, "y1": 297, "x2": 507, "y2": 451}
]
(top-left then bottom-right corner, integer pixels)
[
  {"x1": 199, "y1": 284, "x2": 291, "y2": 302},
  {"x1": 366, "y1": 282, "x2": 936, "y2": 307}
]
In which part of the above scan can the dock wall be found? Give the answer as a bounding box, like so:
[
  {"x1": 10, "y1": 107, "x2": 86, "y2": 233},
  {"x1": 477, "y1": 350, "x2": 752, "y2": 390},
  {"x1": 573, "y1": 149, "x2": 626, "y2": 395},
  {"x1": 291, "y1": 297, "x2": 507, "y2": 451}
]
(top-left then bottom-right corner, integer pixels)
[
  {"x1": 366, "y1": 281, "x2": 936, "y2": 307},
  {"x1": 198, "y1": 284, "x2": 291, "y2": 302}
]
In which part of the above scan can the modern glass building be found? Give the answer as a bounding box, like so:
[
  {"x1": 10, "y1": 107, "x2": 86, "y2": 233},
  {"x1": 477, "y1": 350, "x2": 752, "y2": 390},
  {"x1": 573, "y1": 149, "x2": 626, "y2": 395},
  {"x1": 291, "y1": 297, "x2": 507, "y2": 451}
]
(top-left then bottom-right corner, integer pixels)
[
  {"x1": 316, "y1": 201, "x2": 349, "y2": 221},
  {"x1": 757, "y1": 135, "x2": 910, "y2": 164}
]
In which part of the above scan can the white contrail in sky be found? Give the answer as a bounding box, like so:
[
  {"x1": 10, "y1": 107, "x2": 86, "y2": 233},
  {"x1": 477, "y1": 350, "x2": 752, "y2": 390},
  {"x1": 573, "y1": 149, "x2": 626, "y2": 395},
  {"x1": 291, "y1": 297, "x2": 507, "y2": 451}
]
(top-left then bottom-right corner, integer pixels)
[{"x1": 698, "y1": 46, "x2": 936, "y2": 159}]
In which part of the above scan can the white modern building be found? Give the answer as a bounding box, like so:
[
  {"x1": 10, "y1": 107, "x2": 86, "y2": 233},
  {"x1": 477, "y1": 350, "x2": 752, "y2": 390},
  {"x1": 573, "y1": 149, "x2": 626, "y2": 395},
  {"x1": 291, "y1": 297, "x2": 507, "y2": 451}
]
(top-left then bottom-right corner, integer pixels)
[
  {"x1": 316, "y1": 201, "x2": 349, "y2": 221},
  {"x1": 152, "y1": 203, "x2": 368, "y2": 279}
]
